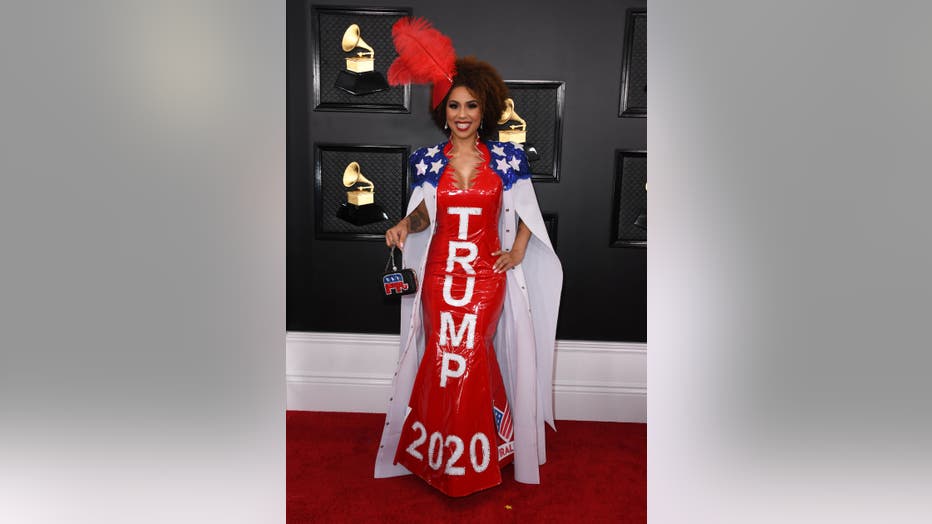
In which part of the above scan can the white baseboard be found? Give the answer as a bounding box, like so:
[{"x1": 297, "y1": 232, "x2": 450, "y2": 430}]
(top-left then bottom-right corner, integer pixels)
[{"x1": 286, "y1": 332, "x2": 646, "y2": 423}]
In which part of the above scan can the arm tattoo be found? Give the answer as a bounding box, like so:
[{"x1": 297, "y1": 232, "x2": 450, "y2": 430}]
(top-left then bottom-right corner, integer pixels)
[{"x1": 406, "y1": 203, "x2": 430, "y2": 233}]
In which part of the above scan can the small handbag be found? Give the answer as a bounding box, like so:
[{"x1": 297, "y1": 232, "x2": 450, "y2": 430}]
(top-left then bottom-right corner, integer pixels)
[{"x1": 381, "y1": 246, "x2": 418, "y2": 296}]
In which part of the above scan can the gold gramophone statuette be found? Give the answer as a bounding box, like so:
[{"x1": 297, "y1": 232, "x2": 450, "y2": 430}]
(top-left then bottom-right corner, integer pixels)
[
  {"x1": 342, "y1": 24, "x2": 376, "y2": 73},
  {"x1": 336, "y1": 160, "x2": 388, "y2": 226},
  {"x1": 498, "y1": 98, "x2": 528, "y2": 144},
  {"x1": 334, "y1": 24, "x2": 389, "y2": 96},
  {"x1": 343, "y1": 161, "x2": 375, "y2": 206}
]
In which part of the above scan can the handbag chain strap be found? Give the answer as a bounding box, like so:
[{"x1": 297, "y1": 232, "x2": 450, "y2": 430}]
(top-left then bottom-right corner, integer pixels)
[{"x1": 384, "y1": 246, "x2": 399, "y2": 272}]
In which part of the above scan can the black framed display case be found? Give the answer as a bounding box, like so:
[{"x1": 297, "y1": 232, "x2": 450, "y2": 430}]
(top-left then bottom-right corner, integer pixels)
[
  {"x1": 618, "y1": 8, "x2": 647, "y2": 118},
  {"x1": 610, "y1": 149, "x2": 647, "y2": 247},
  {"x1": 499, "y1": 81, "x2": 565, "y2": 182},
  {"x1": 314, "y1": 144, "x2": 410, "y2": 240},
  {"x1": 310, "y1": 5, "x2": 411, "y2": 113}
]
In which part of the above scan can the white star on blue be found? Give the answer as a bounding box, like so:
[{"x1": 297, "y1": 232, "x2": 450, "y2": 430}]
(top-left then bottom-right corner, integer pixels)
[
  {"x1": 430, "y1": 159, "x2": 445, "y2": 174},
  {"x1": 425, "y1": 146, "x2": 440, "y2": 158},
  {"x1": 495, "y1": 158, "x2": 510, "y2": 172},
  {"x1": 508, "y1": 156, "x2": 522, "y2": 171},
  {"x1": 491, "y1": 145, "x2": 506, "y2": 156},
  {"x1": 415, "y1": 159, "x2": 428, "y2": 176},
  {"x1": 514, "y1": 143, "x2": 524, "y2": 150}
]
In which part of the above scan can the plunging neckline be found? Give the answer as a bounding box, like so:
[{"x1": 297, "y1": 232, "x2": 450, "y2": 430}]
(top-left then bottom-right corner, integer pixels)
[
  {"x1": 448, "y1": 165, "x2": 480, "y2": 190},
  {"x1": 446, "y1": 141, "x2": 486, "y2": 190}
]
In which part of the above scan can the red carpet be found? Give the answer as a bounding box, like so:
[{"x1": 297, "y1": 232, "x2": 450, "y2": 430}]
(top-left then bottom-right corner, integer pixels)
[{"x1": 287, "y1": 411, "x2": 646, "y2": 523}]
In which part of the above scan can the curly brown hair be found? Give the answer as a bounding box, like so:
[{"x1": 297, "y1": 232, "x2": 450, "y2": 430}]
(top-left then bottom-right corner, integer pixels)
[{"x1": 431, "y1": 56, "x2": 509, "y2": 142}]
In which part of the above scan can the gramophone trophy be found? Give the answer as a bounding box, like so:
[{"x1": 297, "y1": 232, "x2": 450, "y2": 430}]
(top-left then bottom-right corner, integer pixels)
[
  {"x1": 336, "y1": 161, "x2": 389, "y2": 226},
  {"x1": 497, "y1": 98, "x2": 540, "y2": 161},
  {"x1": 334, "y1": 24, "x2": 390, "y2": 96}
]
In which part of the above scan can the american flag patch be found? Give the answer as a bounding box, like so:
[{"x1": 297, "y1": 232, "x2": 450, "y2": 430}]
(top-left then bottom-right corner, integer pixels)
[{"x1": 493, "y1": 404, "x2": 513, "y2": 441}]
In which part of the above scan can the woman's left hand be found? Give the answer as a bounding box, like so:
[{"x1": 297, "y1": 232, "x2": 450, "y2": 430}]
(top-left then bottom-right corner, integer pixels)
[{"x1": 491, "y1": 247, "x2": 525, "y2": 273}]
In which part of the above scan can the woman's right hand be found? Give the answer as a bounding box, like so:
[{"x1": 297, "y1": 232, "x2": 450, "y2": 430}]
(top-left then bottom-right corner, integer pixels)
[
  {"x1": 385, "y1": 218, "x2": 410, "y2": 250},
  {"x1": 387, "y1": 201, "x2": 429, "y2": 250}
]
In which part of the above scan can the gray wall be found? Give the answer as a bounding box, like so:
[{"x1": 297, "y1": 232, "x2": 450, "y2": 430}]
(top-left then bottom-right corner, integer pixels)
[{"x1": 288, "y1": 0, "x2": 646, "y2": 341}]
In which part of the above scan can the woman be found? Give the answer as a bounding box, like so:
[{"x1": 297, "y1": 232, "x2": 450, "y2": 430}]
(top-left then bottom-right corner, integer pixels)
[{"x1": 374, "y1": 19, "x2": 562, "y2": 497}]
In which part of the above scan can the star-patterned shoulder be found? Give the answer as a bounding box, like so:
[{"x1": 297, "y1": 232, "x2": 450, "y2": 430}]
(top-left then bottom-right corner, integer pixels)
[
  {"x1": 409, "y1": 142, "x2": 449, "y2": 188},
  {"x1": 485, "y1": 140, "x2": 531, "y2": 190},
  {"x1": 409, "y1": 140, "x2": 531, "y2": 190}
]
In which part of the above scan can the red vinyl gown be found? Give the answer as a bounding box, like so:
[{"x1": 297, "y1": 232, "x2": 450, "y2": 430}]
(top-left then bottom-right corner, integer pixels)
[{"x1": 394, "y1": 142, "x2": 515, "y2": 496}]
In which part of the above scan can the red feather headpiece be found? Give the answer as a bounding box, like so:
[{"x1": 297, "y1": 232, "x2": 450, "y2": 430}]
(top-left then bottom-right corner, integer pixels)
[{"x1": 387, "y1": 17, "x2": 457, "y2": 109}]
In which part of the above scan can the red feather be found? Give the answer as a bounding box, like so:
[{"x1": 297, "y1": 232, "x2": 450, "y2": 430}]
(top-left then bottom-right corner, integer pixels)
[
  {"x1": 387, "y1": 17, "x2": 456, "y2": 106},
  {"x1": 386, "y1": 58, "x2": 416, "y2": 86}
]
